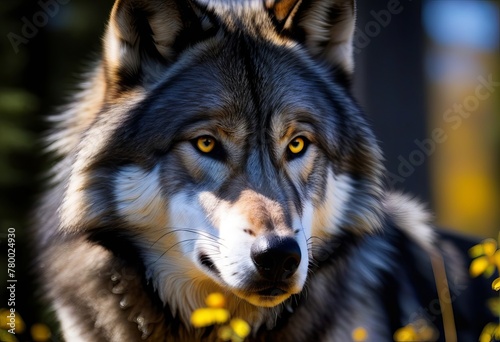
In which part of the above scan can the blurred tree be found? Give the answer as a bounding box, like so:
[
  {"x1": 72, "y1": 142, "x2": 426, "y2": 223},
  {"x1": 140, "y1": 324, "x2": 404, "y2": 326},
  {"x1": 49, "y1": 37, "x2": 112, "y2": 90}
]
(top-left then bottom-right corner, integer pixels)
[{"x1": 1, "y1": 1, "x2": 112, "y2": 339}]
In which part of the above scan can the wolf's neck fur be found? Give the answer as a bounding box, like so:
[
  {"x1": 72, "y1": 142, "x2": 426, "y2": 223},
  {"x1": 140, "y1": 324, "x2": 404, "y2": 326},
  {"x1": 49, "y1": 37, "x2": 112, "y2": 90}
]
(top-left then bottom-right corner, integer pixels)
[{"x1": 144, "y1": 253, "x2": 283, "y2": 333}]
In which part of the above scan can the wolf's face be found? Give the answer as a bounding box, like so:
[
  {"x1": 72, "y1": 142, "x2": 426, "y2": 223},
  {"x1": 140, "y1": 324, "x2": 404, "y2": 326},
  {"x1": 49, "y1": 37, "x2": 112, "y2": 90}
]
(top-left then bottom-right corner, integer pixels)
[{"x1": 56, "y1": 0, "x2": 384, "y2": 321}]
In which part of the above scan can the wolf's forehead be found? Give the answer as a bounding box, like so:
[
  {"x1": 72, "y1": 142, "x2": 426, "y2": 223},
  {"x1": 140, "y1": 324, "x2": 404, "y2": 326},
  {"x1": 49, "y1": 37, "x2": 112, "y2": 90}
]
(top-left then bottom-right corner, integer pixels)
[{"x1": 153, "y1": 38, "x2": 324, "y2": 123}]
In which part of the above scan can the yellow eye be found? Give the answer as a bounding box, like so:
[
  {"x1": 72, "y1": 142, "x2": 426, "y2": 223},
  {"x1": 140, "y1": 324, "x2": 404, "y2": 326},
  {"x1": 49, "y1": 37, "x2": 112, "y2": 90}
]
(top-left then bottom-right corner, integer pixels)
[
  {"x1": 197, "y1": 136, "x2": 216, "y2": 153},
  {"x1": 288, "y1": 137, "x2": 306, "y2": 154}
]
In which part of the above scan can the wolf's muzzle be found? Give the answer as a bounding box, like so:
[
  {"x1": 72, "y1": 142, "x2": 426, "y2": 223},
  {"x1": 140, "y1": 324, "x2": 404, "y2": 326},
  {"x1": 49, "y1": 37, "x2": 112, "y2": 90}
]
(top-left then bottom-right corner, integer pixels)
[{"x1": 251, "y1": 235, "x2": 301, "y2": 281}]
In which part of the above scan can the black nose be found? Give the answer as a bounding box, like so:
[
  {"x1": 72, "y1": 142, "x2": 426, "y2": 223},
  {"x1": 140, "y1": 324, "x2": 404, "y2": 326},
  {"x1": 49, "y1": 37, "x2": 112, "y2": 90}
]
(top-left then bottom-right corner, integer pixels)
[{"x1": 251, "y1": 235, "x2": 301, "y2": 281}]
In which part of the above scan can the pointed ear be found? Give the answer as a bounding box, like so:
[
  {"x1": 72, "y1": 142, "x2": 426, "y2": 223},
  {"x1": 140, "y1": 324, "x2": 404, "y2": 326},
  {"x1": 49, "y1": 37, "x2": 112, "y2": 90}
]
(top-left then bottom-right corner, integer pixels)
[
  {"x1": 267, "y1": 0, "x2": 356, "y2": 74},
  {"x1": 104, "y1": 0, "x2": 216, "y2": 94}
]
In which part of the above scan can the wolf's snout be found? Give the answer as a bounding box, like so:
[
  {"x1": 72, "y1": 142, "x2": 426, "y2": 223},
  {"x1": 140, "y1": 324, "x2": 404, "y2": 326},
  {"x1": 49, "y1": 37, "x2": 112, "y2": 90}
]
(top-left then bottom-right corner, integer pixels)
[{"x1": 251, "y1": 235, "x2": 301, "y2": 281}]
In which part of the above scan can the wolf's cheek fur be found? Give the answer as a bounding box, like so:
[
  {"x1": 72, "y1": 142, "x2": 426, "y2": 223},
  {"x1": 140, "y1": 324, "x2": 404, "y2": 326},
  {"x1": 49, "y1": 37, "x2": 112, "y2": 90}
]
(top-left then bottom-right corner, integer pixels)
[
  {"x1": 311, "y1": 170, "x2": 353, "y2": 238},
  {"x1": 114, "y1": 165, "x2": 169, "y2": 229},
  {"x1": 284, "y1": 145, "x2": 355, "y2": 246}
]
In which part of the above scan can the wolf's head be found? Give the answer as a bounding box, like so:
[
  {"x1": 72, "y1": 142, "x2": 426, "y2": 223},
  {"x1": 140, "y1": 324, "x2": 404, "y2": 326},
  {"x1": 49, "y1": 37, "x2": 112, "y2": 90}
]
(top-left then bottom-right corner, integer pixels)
[{"x1": 56, "y1": 0, "x2": 384, "y2": 325}]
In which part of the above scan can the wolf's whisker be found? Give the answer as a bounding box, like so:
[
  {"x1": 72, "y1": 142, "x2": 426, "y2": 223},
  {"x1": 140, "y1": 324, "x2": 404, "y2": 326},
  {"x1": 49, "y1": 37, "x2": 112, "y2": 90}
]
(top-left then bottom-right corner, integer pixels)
[{"x1": 149, "y1": 227, "x2": 224, "y2": 248}]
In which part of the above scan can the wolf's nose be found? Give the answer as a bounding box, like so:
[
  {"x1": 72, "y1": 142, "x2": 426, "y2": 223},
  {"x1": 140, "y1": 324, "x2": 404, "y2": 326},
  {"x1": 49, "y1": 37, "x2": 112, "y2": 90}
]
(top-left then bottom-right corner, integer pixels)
[{"x1": 251, "y1": 235, "x2": 301, "y2": 281}]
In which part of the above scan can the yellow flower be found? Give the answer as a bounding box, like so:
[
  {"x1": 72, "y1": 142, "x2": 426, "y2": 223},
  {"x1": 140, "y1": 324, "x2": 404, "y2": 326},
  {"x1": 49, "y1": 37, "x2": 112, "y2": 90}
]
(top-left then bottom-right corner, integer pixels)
[
  {"x1": 191, "y1": 293, "x2": 252, "y2": 341},
  {"x1": 393, "y1": 322, "x2": 438, "y2": 342},
  {"x1": 0, "y1": 309, "x2": 25, "y2": 333},
  {"x1": 0, "y1": 330, "x2": 17, "y2": 342},
  {"x1": 31, "y1": 323, "x2": 51, "y2": 342},
  {"x1": 190, "y1": 308, "x2": 230, "y2": 328},
  {"x1": 492, "y1": 277, "x2": 500, "y2": 291},
  {"x1": 205, "y1": 292, "x2": 226, "y2": 308},
  {"x1": 469, "y1": 238, "x2": 500, "y2": 278},
  {"x1": 487, "y1": 297, "x2": 500, "y2": 317},
  {"x1": 417, "y1": 325, "x2": 438, "y2": 341},
  {"x1": 479, "y1": 323, "x2": 500, "y2": 342},
  {"x1": 393, "y1": 326, "x2": 418, "y2": 341},
  {"x1": 230, "y1": 318, "x2": 251, "y2": 339},
  {"x1": 217, "y1": 325, "x2": 234, "y2": 341},
  {"x1": 352, "y1": 327, "x2": 368, "y2": 341}
]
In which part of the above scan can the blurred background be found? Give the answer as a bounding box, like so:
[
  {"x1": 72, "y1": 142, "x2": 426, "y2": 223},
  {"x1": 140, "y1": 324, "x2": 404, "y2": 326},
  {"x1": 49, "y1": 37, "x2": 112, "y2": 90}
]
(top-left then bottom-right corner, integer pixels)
[
  {"x1": 0, "y1": 0, "x2": 498, "y2": 340},
  {"x1": 355, "y1": 0, "x2": 499, "y2": 239}
]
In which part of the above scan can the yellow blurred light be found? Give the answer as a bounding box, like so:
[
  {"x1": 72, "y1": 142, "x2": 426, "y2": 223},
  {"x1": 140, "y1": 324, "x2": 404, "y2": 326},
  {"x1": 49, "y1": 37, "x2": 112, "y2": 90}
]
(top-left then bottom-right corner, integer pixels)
[{"x1": 352, "y1": 327, "x2": 368, "y2": 341}]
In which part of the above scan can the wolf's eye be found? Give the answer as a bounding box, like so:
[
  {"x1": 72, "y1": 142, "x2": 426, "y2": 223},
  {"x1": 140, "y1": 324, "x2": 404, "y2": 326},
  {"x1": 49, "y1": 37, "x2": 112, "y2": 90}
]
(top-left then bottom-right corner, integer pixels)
[
  {"x1": 288, "y1": 137, "x2": 308, "y2": 155},
  {"x1": 196, "y1": 136, "x2": 216, "y2": 153}
]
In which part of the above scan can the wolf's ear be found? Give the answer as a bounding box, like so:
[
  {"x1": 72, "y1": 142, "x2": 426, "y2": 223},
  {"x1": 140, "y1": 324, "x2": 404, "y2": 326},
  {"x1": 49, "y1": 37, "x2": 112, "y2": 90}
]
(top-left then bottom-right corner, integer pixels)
[
  {"x1": 267, "y1": 0, "x2": 356, "y2": 74},
  {"x1": 104, "y1": 0, "x2": 215, "y2": 93}
]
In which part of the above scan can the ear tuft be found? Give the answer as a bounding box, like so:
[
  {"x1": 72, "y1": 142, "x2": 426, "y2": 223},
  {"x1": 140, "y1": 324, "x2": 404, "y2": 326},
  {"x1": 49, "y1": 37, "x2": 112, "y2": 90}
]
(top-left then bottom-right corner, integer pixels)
[
  {"x1": 266, "y1": 0, "x2": 303, "y2": 23},
  {"x1": 268, "y1": 0, "x2": 356, "y2": 74},
  {"x1": 103, "y1": 0, "x2": 217, "y2": 95},
  {"x1": 300, "y1": 0, "x2": 356, "y2": 73}
]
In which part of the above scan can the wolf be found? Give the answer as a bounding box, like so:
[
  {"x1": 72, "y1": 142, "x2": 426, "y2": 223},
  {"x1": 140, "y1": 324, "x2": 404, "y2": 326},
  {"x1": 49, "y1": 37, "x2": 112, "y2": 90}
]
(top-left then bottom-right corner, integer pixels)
[{"x1": 35, "y1": 0, "x2": 494, "y2": 341}]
